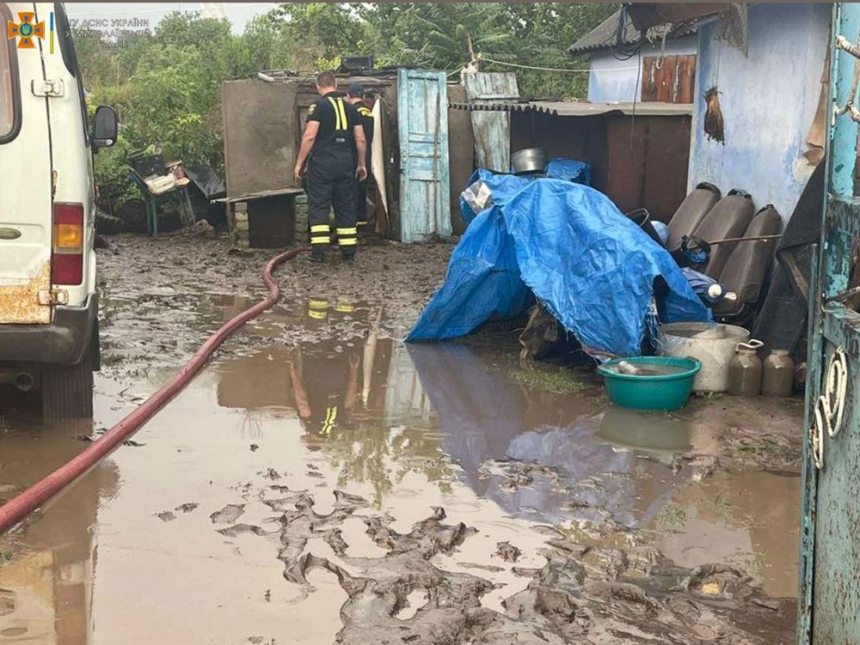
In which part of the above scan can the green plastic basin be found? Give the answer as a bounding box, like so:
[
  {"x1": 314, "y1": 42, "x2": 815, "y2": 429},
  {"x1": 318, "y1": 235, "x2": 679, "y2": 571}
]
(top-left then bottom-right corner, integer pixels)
[{"x1": 597, "y1": 356, "x2": 702, "y2": 411}]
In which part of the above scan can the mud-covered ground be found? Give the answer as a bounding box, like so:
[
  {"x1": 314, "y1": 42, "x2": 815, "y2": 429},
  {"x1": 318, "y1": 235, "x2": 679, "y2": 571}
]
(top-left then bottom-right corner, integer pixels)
[{"x1": 0, "y1": 232, "x2": 802, "y2": 643}]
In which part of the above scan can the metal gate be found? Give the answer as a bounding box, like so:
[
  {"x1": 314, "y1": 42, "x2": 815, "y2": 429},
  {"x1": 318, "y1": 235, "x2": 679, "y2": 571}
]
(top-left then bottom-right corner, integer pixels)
[
  {"x1": 799, "y1": 4, "x2": 860, "y2": 643},
  {"x1": 396, "y1": 69, "x2": 451, "y2": 243}
]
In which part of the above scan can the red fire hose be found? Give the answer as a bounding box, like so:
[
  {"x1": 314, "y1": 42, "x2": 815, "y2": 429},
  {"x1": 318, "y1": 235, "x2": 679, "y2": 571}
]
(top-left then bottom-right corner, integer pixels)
[{"x1": 0, "y1": 246, "x2": 308, "y2": 535}]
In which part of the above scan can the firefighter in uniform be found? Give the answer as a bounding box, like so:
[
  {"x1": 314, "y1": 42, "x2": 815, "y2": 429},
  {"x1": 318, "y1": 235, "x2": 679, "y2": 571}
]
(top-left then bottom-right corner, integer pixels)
[
  {"x1": 346, "y1": 84, "x2": 374, "y2": 235},
  {"x1": 294, "y1": 71, "x2": 367, "y2": 263}
]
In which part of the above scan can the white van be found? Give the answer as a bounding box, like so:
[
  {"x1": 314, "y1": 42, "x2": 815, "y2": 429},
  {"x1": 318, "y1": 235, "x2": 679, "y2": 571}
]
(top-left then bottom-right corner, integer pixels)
[{"x1": 0, "y1": 2, "x2": 117, "y2": 418}]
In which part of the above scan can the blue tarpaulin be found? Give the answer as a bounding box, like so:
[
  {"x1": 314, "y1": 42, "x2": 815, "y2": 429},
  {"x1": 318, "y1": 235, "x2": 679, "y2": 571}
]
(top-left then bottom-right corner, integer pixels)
[
  {"x1": 545, "y1": 158, "x2": 590, "y2": 185},
  {"x1": 407, "y1": 168, "x2": 711, "y2": 358}
]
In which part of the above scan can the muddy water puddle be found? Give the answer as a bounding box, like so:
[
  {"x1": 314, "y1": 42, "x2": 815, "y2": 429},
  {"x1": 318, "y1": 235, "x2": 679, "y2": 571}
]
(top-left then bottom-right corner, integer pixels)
[{"x1": 0, "y1": 332, "x2": 800, "y2": 642}]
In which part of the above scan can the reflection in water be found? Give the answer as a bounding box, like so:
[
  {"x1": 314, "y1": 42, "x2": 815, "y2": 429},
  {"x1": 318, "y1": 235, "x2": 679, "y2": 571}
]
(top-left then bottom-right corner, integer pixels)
[
  {"x1": 0, "y1": 419, "x2": 119, "y2": 644},
  {"x1": 212, "y1": 322, "x2": 800, "y2": 598},
  {"x1": 0, "y1": 297, "x2": 802, "y2": 643},
  {"x1": 213, "y1": 310, "x2": 690, "y2": 528},
  {"x1": 406, "y1": 343, "x2": 687, "y2": 528},
  {"x1": 215, "y1": 299, "x2": 446, "y2": 508}
]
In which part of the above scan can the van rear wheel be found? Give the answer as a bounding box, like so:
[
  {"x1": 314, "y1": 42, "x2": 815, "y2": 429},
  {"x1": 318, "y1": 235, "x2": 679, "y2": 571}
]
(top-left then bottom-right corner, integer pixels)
[{"x1": 41, "y1": 347, "x2": 94, "y2": 420}]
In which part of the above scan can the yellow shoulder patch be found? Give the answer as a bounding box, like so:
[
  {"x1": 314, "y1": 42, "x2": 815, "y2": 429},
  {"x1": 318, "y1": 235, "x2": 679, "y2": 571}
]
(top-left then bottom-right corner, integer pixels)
[{"x1": 308, "y1": 103, "x2": 317, "y2": 116}]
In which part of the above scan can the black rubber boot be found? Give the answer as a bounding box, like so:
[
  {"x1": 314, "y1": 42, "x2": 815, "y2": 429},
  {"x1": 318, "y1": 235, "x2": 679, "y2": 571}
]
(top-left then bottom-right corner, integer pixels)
[
  {"x1": 308, "y1": 249, "x2": 325, "y2": 263},
  {"x1": 342, "y1": 251, "x2": 355, "y2": 264}
]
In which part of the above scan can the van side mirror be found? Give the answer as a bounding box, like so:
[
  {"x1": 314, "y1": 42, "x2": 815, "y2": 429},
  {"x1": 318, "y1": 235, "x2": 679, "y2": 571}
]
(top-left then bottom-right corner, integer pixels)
[{"x1": 92, "y1": 106, "x2": 118, "y2": 148}]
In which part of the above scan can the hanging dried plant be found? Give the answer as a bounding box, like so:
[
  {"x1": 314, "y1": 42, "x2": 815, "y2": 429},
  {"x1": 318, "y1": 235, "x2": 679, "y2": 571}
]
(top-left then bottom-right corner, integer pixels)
[{"x1": 704, "y1": 86, "x2": 726, "y2": 144}]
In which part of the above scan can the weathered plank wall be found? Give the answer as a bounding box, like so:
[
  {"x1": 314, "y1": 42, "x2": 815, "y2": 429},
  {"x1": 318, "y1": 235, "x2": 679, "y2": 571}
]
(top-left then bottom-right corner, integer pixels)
[
  {"x1": 464, "y1": 73, "x2": 518, "y2": 173},
  {"x1": 641, "y1": 55, "x2": 697, "y2": 104}
]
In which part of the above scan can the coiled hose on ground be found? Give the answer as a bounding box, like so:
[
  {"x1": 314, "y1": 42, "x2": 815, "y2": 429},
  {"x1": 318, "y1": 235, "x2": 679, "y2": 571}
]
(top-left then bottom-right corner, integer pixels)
[{"x1": 0, "y1": 246, "x2": 308, "y2": 535}]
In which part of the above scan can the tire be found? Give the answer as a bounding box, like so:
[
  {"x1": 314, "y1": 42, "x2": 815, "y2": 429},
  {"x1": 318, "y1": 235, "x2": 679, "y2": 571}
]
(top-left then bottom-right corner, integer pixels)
[
  {"x1": 92, "y1": 318, "x2": 102, "y2": 372},
  {"x1": 41, "y1": 346, "x2": 94, "y2": 420}
]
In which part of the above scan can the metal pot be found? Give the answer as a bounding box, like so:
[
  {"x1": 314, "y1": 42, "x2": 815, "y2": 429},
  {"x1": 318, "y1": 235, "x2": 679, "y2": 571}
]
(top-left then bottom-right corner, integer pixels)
[{"x1": 511, "y1": 147, "x2": 548, "y2": 175}]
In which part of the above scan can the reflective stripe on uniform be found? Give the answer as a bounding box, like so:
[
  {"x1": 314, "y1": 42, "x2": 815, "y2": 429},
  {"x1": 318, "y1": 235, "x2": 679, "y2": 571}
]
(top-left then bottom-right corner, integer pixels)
[
  {"x1": 308, "y1": 310, "x2": 327, "y2": 320},
  {"x1": 337, "y1": 99, "x2": 348, "y2": 130},
  {"x1": 310, "y1": 224, "x2": 330, "y2": 233},
  {"x1": 308, "y1": 299, "x2": 329, "y2": 310},
  {"x1": 336, "y1": 227, "x2": 357, "y2": 247},
  {"x1": 311, "y1": 236, "x2": 331, "y2": 245},
  {"x1": 327, "y1": 97, "x2": 348, "y2": 131},
  {"x1": 327, "y1": 97, "x2": 340, "y2": 129}
]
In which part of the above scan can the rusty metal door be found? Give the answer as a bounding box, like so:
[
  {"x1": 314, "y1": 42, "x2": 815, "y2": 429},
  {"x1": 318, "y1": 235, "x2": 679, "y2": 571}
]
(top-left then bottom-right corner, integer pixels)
[
  {"x1": 799, "y1": 4, "x2": 860, "y2": 643},
  {"x1": 397, "y1": 68, "x2": 451, "y2": 243}
]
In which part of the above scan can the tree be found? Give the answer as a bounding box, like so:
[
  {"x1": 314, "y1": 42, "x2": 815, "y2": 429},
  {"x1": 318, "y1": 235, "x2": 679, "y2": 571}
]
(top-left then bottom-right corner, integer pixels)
[
  {"x1": 500, "y1": 3, "x2": 617, "y2": 98},
  {"x1": 75, "y1": 3, "x2": 617, "y2": 214},
  {"x1": 356, "y1": 3, "x2": 513, "y2": 70},
  {"x1": 355, "y1": 2, "x2": 617, "y2": 98}
]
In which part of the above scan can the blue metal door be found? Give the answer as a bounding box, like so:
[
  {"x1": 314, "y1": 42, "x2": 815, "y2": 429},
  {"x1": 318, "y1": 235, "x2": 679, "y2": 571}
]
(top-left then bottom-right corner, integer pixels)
[
  {"x1": 397, "y1": 69, "x2": 451, "y2": 243},
  {"x1": 799, "y1": 4, "x2": 860, "y2": 643}
]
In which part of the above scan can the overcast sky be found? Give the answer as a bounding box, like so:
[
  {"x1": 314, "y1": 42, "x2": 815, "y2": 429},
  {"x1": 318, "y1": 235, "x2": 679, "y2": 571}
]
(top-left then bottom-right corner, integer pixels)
[{"x1": 65, "y1": 2, "x2": 277, "y2": 34}]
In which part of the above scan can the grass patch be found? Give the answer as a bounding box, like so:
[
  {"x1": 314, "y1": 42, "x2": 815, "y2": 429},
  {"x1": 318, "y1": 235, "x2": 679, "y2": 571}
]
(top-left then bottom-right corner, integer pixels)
[
  {"x1": 736, "y1": 438, "x2": 801, "y2": 464},
  {"x1": 508, "y1": 367, "x2": 588, "y2": 395},
  {"x1": 656, "y1": 503, "x2": 688, "y2": 531}
]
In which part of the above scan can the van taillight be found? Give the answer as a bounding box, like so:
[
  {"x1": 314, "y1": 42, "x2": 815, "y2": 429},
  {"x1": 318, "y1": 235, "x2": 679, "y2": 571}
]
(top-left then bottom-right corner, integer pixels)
[{"x1": 53, "y1": 202, "x2": 84, "y2": 286}]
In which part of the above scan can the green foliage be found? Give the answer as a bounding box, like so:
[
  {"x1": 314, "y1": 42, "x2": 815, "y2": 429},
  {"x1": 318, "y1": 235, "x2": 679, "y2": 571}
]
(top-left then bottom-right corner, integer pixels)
[
  {"x1": 123, "y1": 44, "x2": 221, "y2": 167},
  {"x1": 76, "y1": 3, "x2": 617, "y2": 212}
]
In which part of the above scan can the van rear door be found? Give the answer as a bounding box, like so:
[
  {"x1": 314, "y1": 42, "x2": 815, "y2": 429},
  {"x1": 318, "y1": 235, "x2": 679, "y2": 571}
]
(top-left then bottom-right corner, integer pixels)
[{"x1": 0, "y1": 2, "x2": 53, "y2": 324}]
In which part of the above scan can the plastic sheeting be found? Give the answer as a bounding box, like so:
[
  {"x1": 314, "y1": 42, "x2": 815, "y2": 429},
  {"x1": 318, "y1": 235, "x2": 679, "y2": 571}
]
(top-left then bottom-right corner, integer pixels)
[
  {"x1": 408, "y1": 172, "x2": 711, "y2": 358},
  {"x1": 545, "y1": 158, "x2": 590, "y2": 185},
  {"x1": 410, "y1": 200, "x2": 533, "y2": 340}
]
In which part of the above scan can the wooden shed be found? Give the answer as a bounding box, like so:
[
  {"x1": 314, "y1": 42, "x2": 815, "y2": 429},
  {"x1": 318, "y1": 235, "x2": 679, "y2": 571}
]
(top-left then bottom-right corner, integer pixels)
[{"x1": 221, "y1": 69, "x2": 465, "y2": 246}]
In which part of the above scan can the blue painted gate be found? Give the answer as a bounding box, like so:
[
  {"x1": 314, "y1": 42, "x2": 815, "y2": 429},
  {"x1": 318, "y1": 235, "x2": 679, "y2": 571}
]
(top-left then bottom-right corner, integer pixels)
[
  {"x1": 397, "y1": 69, "x2": 451, "y2": 243},
  {"x1": 799, "y1": 4, "x2": 860, "y2": 643}
]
